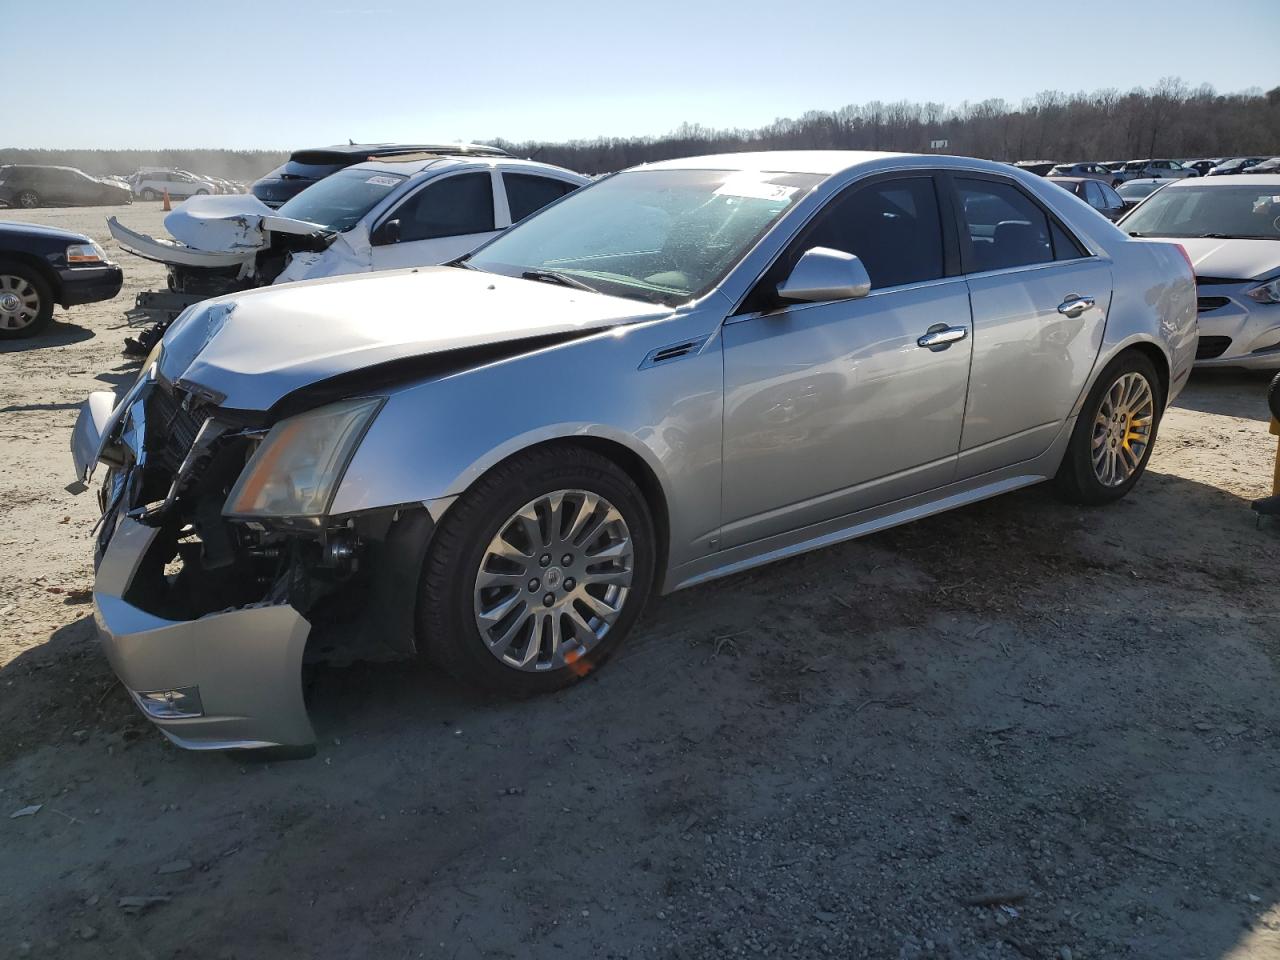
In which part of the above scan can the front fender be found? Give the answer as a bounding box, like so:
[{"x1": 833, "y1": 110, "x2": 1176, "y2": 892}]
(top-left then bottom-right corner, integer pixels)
[{"x1": 327, "y1": 315, "x2": 726, "y2": 573}]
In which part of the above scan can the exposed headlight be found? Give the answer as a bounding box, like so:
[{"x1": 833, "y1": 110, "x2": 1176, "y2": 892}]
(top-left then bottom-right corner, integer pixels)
[
  {"x1": 66, "y1": 241, "x2": 108, "y2": 264},
  {"x1": 223, "y1": 397, "x2": 383, "y2": 519},
  {"x1": 1246, "y1": 278, "x2": 1280, "y2": 305}
]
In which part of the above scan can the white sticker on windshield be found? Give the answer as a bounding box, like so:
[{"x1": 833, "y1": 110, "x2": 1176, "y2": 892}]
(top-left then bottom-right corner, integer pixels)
[
  {"x1": 714, "y1": 175, "x2": 797, "y2": 202},
  {"x1": 366, "y1": 176, "x2": 400, "y2": 187}
]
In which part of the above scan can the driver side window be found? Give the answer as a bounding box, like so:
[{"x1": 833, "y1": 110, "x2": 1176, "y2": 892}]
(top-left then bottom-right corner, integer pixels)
[
  {"x1": 796, "y1": 177, "x2": 946, "y2": 290},
  {"x1": 390, "y1": 172, "x2": 495, "y2": 243}
]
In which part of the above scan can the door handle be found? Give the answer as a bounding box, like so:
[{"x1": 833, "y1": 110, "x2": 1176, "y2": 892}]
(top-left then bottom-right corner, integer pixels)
[
  {"x1": 1058, "y1": 295, "x2": 1095, "y2": 318},
  {"x1": 916, "y1": 324, "x2": 968, "y2": 351}
]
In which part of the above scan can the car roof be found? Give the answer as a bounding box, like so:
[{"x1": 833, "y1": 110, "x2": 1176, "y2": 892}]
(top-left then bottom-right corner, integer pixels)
[
  {"x1": 1165, "y1": 173, "x2": 1280, "y2": 187},
  {"x1": 349, "y1": 155, "x2": 583, "y2": 178},
  {"x1": 638, "y1": 151, "x2": 1064, "y2": 181},
  {"x1": 290, "y1": 142, "x2": 509, "y2": 159}
]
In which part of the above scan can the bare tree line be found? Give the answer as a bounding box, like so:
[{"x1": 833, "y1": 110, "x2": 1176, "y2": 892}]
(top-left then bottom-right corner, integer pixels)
[
  {"x1": 495, "y1": 79, "x2": 1280, "y2": 174},
  {"x1": 4, "y1": 79, "x2": 1278, "y2": 181}
]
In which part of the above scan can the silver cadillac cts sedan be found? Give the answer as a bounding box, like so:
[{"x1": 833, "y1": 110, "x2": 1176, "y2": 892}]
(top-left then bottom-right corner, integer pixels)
[{"x1": 71, "y1": 151, "x2": 1198, "y2": 753}]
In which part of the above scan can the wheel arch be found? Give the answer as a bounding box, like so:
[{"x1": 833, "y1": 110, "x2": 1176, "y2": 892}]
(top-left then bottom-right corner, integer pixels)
[
  {"x1": 1074, "y1": 337, "x2": 1171, "y2": 418},
  {"x1": 0, "y1": 252, "x2": 62, "y2": 305},
  {"x1": 442, "y1": 433, "x2": 673, "y2": 588}
]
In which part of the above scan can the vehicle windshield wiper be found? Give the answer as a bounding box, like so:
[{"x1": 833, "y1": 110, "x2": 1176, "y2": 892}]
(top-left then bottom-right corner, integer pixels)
[
  {"x1": 520, "y1": 269, "x2": 596, "y2": 292},
  {"x1": 1127, "y1": 231, "x2": 1145, "y2": 237}
]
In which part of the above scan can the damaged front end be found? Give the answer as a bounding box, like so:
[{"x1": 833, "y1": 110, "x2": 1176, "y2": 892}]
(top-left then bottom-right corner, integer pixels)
[{"x1": 76, "y1": 362, "x2": 427, "y2": 753}]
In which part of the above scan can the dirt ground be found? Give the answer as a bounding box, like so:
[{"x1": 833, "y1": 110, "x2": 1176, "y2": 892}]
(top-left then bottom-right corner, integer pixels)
[{"x1": 1, "y1": 202, "x2": 1278, "y2": 960}]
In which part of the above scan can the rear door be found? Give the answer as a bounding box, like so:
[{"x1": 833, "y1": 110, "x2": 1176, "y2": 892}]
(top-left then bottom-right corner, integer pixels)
[
  {"x1": 370, "y1": 171, "x2": 501, "y2": 269},
  {"x1": 720, "y1": 172, "x2": 973, "y2": 547},
  {"x1": 949, "y1": 174, "x2": 1111, "y2": 478},
  {"x1": 500, "y1": 171, "x2": 579, "y2": 226}
]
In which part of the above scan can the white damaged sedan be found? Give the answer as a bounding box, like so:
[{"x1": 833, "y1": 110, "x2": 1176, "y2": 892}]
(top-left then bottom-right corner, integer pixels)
[{"x1": 72, "y1": 151, "x2": 1197, "y2": 754}]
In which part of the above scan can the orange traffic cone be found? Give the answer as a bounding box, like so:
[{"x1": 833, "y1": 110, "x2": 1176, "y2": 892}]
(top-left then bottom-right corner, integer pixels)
[{"x1": 161, "y1": 189, "x2": 171, "y2": 211}]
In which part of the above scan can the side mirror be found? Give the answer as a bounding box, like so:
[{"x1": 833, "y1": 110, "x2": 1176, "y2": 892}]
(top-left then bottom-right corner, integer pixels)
[
  {"x1": 372, "y1": 218, "x2": 401, "y2": 246},
  {"x1": 776, "y1": 247, "x2": 871, "y2": 303}
]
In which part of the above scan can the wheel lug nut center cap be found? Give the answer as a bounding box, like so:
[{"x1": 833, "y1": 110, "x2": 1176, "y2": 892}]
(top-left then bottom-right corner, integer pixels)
[{"x1": 544, "y1": 567, "x2": 563, "y2": 589}]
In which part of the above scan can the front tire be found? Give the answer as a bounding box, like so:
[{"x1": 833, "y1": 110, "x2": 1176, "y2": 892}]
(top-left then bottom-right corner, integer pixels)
[
  {"x1": 0, "y1": 263, "x2": 54, "y2": 339},
  {"x1": 140, "y1": 189, "x2": 157, "y2": 201},
  {"x1": 1055, "y1": 352, "x2": 1163, "y2": 505},
  {"x1": 419, "y1": 444, "x2": 656, "y2": 697},
  {"x1": 16, "y1": 190, "x2": 40, "y2": 209}
]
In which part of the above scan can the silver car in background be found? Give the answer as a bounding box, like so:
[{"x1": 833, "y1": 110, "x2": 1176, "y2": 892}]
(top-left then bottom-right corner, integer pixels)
[
  {"x1": 71, "y1": 151, "x2": 1197, "y2": 753},
  {"x1": 1119, "y1": 174, "x2": 1280, "y2": 368}
]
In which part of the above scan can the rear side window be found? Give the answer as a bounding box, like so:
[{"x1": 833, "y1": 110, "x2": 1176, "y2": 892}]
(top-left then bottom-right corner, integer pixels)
[
  {"x1": 956, "y1": 178, "x2": 1084, "y2": 271},
  {"x1": 1083, "y1": 181, "x2": 1106, "y2": 209},
  {"x1": 504, "y1": 174, "x2": 576, "y2": 223},
  {"x1": 801, "y1": 177, "x2": 945, "y2": 289},
  {"x1": 394, "y1": 172, "x2": 495, "y2": 241}
]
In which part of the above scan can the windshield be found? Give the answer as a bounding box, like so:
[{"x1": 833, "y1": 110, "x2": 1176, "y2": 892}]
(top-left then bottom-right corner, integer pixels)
[
  {"x1": 466, "y1": 168, "x2": 821, "y2": 305},
  {"x1": 1121, "y1": 185, "x2": 1280, "y2": 239},
  {"x1": 1117, "y1": 180, "x2": 1163, "y2": 199},
  {"x1": 275, "y1": 168, "x2": 407, "y2": 232}
]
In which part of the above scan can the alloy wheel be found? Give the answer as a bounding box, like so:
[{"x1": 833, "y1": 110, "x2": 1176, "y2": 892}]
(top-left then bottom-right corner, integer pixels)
[
  {"x1": 1091, "y1": 372, "x2": 1155, "y2": 486},
  {"x1": 473, "y1": 489, "x2": 634, "y2": 671},
  {"x1": 17, "y1": 191, "x2": 38, "y2": 209},
  {"x1": 0, "y1": 275, "x2": 41, "y2": 331}
]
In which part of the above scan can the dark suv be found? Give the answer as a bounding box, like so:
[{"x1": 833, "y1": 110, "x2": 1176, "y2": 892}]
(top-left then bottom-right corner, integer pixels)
[
  {"x1": 0, "y1": 165, "x2": 132, "y2": 209},
  {"x1": 0, "y1": 221, "x2": 123, "y2": 338},
  {"x1": 250, "y1": 142, "x2": 511, "y2": 207}
]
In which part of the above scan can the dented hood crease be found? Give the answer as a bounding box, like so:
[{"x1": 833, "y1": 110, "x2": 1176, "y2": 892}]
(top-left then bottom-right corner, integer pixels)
[{"x1": 159, "y1": 267, "x2": 669, "y2": 411}]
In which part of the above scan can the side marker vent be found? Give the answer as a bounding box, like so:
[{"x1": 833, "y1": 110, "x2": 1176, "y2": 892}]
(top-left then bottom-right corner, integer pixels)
[{"x1": 639, "y1": 336, "x2": 710, "y2": 369}]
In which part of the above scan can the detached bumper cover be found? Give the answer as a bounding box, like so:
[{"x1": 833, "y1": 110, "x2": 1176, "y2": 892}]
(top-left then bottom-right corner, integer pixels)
[{"x1": 94, "y1": 518, "x2": 315, "y2": 750}]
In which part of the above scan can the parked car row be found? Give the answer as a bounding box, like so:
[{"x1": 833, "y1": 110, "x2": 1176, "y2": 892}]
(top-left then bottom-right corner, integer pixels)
[
  {"x1": 1021, "y1": 156, "x2": 1280, "y2": 188},
  {"x1": 127, "y1": 169, "x2": 247, "y2": 200},
  {"x1": 0, "y1": 163, "x2": 249, "y2": 208},
  {"x1": 66, "y1": 149, "x2": 1210, "y2": 755}
]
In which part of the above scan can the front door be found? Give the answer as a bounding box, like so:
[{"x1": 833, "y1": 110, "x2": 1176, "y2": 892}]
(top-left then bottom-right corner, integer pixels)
[
  {"x1": 721, "y1": 174, "x2": 973, "y2": 548},
  {"x1": 371, "y1": 171, "x2": 503, "y2": 270},
  {"x1": 950, "y1": 174, "x2": 1113, "y2": 478}
]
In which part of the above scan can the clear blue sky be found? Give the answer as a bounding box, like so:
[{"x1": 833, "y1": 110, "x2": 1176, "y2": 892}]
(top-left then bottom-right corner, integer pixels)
[{"x1": 9, "y1": 0, "x2": 1277, "y2": 149}]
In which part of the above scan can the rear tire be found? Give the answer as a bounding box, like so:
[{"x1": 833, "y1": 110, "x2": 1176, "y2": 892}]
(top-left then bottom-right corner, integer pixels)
[
  {"x1": 418, "y1": 444, "x2": 656, "y2": 697},
  {"x1": 1055, "y1": 352, "x2": 1163, "y2": 505},
  {"x1": 1267, "y1": 372, "x2": 1280, "y2": 423},
  {"x1": 16, "y1": 190, "x2": 40, "y2": 209},
  {"x1": 0, "y1": 263, "x2": 54, "y2": 339}
]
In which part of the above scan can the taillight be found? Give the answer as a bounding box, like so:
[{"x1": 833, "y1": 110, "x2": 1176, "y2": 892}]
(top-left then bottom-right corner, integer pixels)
[{"x1": 1174, "y1": 244, "x2": 1196, "y2": 287}]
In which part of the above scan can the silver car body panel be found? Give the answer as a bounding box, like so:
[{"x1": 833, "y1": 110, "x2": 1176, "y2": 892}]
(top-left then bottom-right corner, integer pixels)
[
  {"x1": 70, "y1": 390, "x2": 117, "y2": 481},
  {"x1": 78, "y1": 150, "x2": 1197, "y2": 751},
  {"x1": 94, "y1": 518, "x2": 314, "y2": 750}
]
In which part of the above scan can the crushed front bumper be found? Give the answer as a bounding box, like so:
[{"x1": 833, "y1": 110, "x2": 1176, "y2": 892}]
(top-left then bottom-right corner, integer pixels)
[{"x1": 94, "y1": 517, "x2": 314, "y2": 751}]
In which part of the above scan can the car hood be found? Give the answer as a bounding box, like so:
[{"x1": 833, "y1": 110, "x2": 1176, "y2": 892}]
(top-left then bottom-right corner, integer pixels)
[
  {"x1": 160, "y1": 266, "x2": 670, "y2": 411},
  {"x1": 1173, "y1": 237, "x2": 1280, "y2": 281},
  {"x1": 0, "y1": 220, "x2": 89, "y2": 243},
  {"x1": 163, "y1": 193, "x2": 326, "y2": 252}
]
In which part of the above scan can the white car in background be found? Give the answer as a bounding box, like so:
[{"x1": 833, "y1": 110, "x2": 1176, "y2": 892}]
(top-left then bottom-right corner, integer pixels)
[
  {"x1": 131, "y1": 169, "x2": 220, "y2": 201},
  {"x1": 1120, "y1": 174, "x2": 1280, "y2": 368},
  {"x1": 109, "y1": 153, "x2": 589, "y2": 286}
]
